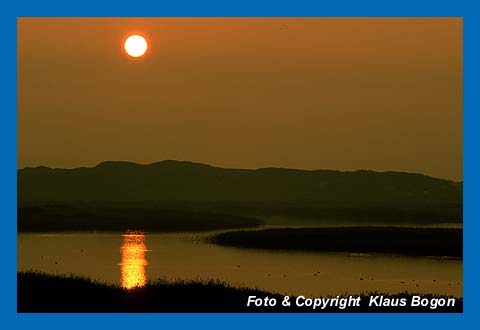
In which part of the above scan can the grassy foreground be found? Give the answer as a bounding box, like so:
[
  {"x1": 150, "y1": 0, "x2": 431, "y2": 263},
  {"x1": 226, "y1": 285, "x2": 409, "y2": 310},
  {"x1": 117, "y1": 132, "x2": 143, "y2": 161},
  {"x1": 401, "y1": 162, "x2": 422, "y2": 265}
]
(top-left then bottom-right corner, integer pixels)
[
  {"x1": 18, "y1": 271, "x2": 461, "y2": 313},
  {"x1": 209, "y1": 227, "x2": 462, "y2": 258}
]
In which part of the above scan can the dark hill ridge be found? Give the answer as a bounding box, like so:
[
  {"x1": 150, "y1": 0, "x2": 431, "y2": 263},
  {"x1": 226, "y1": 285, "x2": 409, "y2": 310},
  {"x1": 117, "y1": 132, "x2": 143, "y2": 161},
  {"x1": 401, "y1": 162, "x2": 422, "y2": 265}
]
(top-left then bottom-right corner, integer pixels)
[{"x1": 18, "y1": 160, "x2": 462, "y2": 204}]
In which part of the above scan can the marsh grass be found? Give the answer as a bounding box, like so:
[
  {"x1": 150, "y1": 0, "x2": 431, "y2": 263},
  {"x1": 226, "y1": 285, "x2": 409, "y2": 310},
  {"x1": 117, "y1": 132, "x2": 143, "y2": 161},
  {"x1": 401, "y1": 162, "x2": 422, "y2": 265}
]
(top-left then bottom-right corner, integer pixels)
[{"x1": 18, "y1": 271, "x2": 462, "y2": 313}]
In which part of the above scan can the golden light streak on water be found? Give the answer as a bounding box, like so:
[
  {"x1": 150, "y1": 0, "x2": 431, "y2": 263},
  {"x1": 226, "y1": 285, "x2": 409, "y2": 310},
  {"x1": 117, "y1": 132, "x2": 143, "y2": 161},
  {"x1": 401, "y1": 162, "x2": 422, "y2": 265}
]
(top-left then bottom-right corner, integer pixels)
[{"x1": 120, "y1": 231, "x2": 148, "y2": 289}]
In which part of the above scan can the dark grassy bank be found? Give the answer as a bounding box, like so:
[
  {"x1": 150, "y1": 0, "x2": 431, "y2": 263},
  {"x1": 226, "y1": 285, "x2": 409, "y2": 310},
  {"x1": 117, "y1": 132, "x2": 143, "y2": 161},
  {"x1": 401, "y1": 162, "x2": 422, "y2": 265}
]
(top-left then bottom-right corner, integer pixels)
[
  {"x1": 195, "y1": 201, "x2": 462, "y2": 225},
  {"x1": 17, "y1": 200, "x2": 462, "y2": 234},
  {"x1": 114, "y1": 200, "x2": 461, "y2": 225},
  {"x1": 18, "y1": 271, "x2": 461, "y2": 313},
  {"x1": 18, "y1": 204, "x2": 262, "y2": 232},
  {"x1": 209, "y1": 227, "x2": 462, "y2": 258}
]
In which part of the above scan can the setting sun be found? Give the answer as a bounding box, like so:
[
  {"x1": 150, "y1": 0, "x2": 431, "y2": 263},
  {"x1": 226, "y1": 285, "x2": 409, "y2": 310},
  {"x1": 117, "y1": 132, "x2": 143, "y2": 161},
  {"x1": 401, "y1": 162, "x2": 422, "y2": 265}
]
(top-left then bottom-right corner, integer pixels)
[{"x1": 124, "y1": 34, "x2": 148, "y2": 58}]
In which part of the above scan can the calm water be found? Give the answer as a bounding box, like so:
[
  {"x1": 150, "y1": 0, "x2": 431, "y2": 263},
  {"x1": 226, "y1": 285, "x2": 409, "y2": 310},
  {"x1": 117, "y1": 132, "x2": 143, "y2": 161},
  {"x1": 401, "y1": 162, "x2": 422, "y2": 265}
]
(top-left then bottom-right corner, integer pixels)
[{"x1": 18, "y1": 230, "x2": 462, "y2": 297}]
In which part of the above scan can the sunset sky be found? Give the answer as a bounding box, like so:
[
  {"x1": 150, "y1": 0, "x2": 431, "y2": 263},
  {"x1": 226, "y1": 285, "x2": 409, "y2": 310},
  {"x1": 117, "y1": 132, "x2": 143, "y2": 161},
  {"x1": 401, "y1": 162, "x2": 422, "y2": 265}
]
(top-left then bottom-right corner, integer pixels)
[{"x1": 18, "y1": 18, "x2": 462, "y2": 180}]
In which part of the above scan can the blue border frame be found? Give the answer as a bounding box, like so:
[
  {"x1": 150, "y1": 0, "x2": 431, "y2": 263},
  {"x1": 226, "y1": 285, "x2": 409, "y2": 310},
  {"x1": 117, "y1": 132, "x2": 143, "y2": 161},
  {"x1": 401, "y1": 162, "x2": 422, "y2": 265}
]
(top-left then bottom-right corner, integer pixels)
[{"x1": 2, "y1": 0, "x2": 478, "y2": 329}]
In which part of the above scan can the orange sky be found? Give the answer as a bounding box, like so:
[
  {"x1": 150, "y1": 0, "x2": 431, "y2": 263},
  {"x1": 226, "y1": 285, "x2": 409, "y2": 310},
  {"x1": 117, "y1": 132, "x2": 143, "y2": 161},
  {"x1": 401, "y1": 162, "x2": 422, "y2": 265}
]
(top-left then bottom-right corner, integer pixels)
[{"x1": 17, "y1": 18, "x2": 462, "y2": 180}]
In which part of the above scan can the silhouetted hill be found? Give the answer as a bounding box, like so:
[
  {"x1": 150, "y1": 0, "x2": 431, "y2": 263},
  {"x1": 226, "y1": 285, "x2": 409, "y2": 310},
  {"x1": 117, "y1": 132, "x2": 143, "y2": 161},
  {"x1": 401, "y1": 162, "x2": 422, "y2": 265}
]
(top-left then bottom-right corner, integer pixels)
[{"x1": 18, "y1": 160, "x2": 462, "y2": 204}]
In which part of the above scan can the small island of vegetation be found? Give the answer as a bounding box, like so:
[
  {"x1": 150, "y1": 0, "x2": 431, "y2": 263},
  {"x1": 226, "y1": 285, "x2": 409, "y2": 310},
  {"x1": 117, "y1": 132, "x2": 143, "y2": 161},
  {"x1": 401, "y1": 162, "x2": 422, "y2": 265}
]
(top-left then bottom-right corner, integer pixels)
[{"x1": 209, "y1": 227, "x2": 462, "y2": 258}]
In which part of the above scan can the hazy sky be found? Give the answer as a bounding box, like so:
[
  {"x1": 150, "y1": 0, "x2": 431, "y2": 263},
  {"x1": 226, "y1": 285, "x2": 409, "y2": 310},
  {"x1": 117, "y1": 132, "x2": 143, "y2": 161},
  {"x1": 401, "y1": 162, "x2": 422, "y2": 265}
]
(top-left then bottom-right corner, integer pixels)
[{"x1": 18, "y1": 18, "x2": 462, "y2": 180}]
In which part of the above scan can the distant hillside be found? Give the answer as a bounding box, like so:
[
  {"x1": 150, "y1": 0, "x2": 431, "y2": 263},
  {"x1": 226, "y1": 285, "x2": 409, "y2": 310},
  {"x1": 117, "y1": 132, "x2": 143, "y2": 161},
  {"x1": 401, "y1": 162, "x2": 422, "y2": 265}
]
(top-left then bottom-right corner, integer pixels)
[{"x1": 18, "y1": 160, "x2": 462, "y2": 204}]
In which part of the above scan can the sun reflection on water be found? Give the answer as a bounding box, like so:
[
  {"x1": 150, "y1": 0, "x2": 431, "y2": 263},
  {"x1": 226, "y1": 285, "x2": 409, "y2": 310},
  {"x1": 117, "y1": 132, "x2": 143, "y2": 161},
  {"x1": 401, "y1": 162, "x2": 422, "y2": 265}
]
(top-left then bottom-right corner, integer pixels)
[{"x1": 120, "y1": 230, "x2": 148, "y2": 289}]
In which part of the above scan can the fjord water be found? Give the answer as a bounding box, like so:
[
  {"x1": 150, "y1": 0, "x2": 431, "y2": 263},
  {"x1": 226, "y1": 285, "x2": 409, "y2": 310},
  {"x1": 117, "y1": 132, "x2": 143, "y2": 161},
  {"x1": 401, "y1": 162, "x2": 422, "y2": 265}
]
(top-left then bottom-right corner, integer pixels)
[{"x1": 17, "y1": 229, "x2": 462, "y2": 297}]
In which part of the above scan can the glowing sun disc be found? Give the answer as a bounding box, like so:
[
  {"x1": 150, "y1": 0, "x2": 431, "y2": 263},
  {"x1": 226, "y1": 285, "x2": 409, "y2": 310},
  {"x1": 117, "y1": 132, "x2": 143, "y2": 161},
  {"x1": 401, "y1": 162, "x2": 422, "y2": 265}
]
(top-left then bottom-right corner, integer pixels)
[{"x1": 124, "y1": 35, "x2": 148, "y2": 58}]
